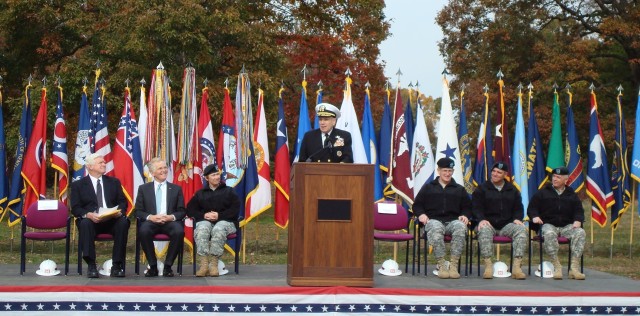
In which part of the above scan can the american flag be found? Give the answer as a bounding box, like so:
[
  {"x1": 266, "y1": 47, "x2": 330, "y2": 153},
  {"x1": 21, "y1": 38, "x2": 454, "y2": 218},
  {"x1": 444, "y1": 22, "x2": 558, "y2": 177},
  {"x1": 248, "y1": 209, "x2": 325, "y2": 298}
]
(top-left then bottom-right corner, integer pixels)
[
  {"x1": 89, "y1": 78, "x2": 113, "y2": 176},
  {"x1": 51, "y1": 85, "x2": 68, "y2": 203}
]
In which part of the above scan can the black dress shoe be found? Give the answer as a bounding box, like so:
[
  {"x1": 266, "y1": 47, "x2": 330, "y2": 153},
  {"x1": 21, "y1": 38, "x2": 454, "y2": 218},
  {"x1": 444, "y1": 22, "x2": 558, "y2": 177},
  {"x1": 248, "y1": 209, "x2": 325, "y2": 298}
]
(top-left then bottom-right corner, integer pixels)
[
  {"x1": 145, "y1": 266, "x2": 159, "y2": 277},
  {"x1": 163, "y1": 267, "x2": 174, "y2": 277},
  {"x1": 110, "y1": 263, "x2": 126, "y2": 278},
  {"x1": 87, "y1": 264, "x2": 99, "y2": 279}
]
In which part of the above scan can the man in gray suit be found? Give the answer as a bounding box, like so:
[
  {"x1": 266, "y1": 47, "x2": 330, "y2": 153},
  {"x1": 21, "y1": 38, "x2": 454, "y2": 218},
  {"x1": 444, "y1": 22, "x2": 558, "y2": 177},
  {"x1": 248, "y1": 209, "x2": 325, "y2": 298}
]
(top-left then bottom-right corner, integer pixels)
[{"x1": 135, "y1": 158, "x2": 186, "y2": 277}]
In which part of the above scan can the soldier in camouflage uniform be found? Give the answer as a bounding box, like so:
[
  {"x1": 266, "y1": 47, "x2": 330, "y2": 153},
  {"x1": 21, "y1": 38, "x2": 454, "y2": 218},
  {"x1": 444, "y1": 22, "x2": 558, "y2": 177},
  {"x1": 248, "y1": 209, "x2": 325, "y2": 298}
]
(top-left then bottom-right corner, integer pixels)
[
  {"x1": 528, "y1": 166, "x2": 586, "y2": 280},
  {"x1": 413, "y1": 158, "x2": 471, "y2": 279},
  {"x1": 472, "y1": 162, "x2": 527, "y2": 280},
  {"x1": 186, "y1": 164, "x2": 240, "y2": 277}
]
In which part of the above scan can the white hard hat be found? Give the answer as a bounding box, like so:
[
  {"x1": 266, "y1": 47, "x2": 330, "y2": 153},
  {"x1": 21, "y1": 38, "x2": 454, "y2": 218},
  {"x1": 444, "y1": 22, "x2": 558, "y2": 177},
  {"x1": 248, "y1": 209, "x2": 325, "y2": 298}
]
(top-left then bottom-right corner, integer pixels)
[
  {"x1": 432, "y1": 261, "x2": 450, "y2": 276},
  {"x1": 493, "y1": 261, "x2": 511, "y2": 278},
  {"x1": 144, "y1": 262, "x2": 164, "y2": 276},
  {"x1": 99, "y1": 259, "x2": 113, "y2": 276},
  {"x1": 378, "y1": 259, "x2": 402, "y2": 276},
  {"x1": 36, "y1": 259, "x2": 60, "y2": 276},
  {"x1": 217, "y1": 260, "x2": 229, "y2": 276},
  {"x1": 535, "y1": 261, "x2": 554, "y2": 278}
]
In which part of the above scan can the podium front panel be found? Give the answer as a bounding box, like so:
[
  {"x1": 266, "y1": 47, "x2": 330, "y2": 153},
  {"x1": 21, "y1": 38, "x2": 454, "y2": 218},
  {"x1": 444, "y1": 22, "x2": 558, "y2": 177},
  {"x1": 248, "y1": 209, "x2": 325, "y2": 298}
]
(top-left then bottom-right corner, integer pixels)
[{"x1": 287, "y1": 163, "x2": 374, "y2": 287}]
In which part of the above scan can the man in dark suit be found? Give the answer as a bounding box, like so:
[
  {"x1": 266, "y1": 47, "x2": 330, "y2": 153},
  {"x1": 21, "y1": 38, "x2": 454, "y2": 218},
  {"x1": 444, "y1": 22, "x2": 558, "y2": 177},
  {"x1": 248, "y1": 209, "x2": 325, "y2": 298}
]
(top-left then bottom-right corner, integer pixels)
[
  {"x1": 134, "y1": 158, "x2": 186, "y2": 277},
  {"x1": 298, "y1": 103, "x2": 353, "y2": 163},
  {"x1": 70, "y1": 153, "x2": 129, "y2": 278}
]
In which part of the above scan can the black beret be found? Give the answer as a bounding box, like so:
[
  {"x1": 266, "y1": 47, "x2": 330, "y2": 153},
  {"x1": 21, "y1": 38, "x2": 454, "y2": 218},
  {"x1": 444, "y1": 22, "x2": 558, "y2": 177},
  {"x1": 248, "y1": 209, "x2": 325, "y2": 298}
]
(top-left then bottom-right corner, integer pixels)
[
  {"x1": 203, "y1": 164, "x2": 220, "y2": 176},
  {"x1": 552, "y1": 166, "x2": 569, "y2": 175},
  {"x1": 437, "y1": 157, "x2": 455, "y2": 169},
  {"x1": 492, "y1": 161, "x2": 509, "y2": 172}
]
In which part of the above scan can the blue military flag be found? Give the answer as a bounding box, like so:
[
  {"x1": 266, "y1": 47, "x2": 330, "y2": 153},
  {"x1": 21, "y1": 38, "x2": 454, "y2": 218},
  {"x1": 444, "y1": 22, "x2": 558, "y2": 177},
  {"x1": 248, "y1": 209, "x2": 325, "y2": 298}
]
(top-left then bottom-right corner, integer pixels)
[
  {"x1": 379, "y1": 88, "x2": 393, "y2": 196},
  {"x1": 293, "y1": 80, "x2": 311, "y2": 162},
  {"x1": 314, "y1": 83, "x2": 323, "y2": 129},
  {"x1": 361, "y1": 87, "x2": 383, "y2": 201},
  {"x1": 5, "y1": 83, "x2": 33, "y2": 226},
  {"x1": 72, "y1": 87, "x2": 91, "y2": 182},
  {"x1": 586, "y1": 89, "x2": 614, "y2": 227},
  {"x1": 526, "y1": 87, "x2": 546, "y2": 198},
  {"x1": 610, "y1": 89, "x2": 630, "y2": 229},
  {"x1": 512, "y1": 90, "x2": 529, "y2": 212},
  {"x1": 565, "y1": 87, "x2": 585, "y2": 192},
  {"x1": 0, "y1": 84, "x2": 8, "y2": 220},
  {"x1": 458, "y1": 90, "x2": 473, "y2": 195},
  {"x1": 404, "y1": 97, "x2": 414, "y2": 156},
  {"x1": 631, "y1": 88, "x2": 640, "y2": 217}
]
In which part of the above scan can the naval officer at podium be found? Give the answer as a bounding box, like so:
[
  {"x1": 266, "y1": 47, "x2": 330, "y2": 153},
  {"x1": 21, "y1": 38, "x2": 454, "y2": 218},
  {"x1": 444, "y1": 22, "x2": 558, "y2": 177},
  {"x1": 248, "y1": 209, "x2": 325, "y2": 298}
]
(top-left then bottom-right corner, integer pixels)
[{"x1": 298, "y1": 103, "x2": 353, "y2": 163}]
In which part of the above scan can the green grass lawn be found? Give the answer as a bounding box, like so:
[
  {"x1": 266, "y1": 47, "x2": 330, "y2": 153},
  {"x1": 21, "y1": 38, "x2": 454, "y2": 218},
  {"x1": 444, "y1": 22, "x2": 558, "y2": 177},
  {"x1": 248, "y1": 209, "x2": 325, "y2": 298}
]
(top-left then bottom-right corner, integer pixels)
[{"x1": 3, "y1": 204, "x2": 640, "y2": 280}]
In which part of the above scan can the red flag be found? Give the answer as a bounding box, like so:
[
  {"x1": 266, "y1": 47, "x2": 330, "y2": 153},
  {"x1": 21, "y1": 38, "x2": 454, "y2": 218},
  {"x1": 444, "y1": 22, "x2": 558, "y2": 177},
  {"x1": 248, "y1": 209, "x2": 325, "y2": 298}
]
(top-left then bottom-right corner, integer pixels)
[
  {"x1": 246, "y1": 89, "x2": 271, "y2": 222},
  {"x1": 21, "y1": 88, "x2": 48, "y2": 212},
  {"x1": 184, "y1": 87, "x2": 215, "y2": 253},
  {"x1": 493, "y1": 77, "x2": 512, "y2": 176},
  {"x1": 274, "y1": 89, "x2": 290, "y2": 228},
  {"x1": 217, "y1": 87, "x2": 238, "y2": 184},
  {"x1": 389, "y1": 85, "x2": 413, "y2": 204},
  {"x1": 113, "y1": 88, "x2": 145, "y2": 216}
]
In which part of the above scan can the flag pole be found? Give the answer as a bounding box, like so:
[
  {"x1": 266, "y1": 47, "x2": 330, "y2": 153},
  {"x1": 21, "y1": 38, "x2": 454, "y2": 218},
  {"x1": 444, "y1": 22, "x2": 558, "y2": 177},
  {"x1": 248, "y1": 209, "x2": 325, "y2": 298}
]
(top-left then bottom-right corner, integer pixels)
[
  {"x1": 242, "y1": 226, "x2": 246, "y2": 264},
  {"x1": 631, "y1": 182, "x2": 636, "y2": 258},
  {"x1": 590, "y1": 218, "x2": 594, "y2": 258},
  {"x1": 610, "y1": 226, "x2": 614, "y2": 260}
]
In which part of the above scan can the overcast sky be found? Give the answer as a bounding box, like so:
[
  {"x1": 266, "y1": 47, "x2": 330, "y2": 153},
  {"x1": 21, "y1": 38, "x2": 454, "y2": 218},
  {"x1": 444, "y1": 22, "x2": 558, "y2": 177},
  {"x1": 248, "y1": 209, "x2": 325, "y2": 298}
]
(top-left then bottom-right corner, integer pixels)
[{"x1": 379, "y1": 0, "x2": 448, "y2": 98}]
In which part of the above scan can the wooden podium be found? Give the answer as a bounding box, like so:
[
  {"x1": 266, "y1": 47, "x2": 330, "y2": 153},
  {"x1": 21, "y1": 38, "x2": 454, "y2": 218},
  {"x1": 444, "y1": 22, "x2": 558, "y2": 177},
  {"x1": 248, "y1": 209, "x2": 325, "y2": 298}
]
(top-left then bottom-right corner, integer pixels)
[{"x1": 287, "y1": 163, "x2": 374, "y2": 287}]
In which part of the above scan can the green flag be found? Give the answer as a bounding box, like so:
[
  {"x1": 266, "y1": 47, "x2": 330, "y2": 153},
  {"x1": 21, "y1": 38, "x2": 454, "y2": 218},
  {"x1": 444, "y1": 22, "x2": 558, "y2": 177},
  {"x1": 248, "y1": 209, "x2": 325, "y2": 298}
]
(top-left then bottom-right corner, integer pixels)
[{"x1": 546, "y1": 91, "x2": 564, "y2": 171}]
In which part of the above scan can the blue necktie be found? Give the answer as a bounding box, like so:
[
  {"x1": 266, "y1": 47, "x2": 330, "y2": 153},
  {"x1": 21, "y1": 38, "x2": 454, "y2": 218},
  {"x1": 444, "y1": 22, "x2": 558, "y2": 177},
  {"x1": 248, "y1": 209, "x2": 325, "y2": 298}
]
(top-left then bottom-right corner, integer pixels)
[{"x1": 156, "y1": 183, "x2": 163, "y2": 213}]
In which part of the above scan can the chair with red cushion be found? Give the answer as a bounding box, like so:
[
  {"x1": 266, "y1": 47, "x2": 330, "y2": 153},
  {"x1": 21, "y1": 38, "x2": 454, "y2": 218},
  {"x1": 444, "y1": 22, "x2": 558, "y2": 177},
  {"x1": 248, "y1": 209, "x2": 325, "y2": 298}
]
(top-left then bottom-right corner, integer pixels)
[
  {"x1": 528, "y1": 223, "x2": 583, "y2": 276},
  {"x1": 374, "y1": 201, "x2": 415, "y2": 275},
  {"x1": 134, "y1": 217, "x2": 184, "y2": 275},
  {"x1": 20, "y1": 201, "x2": 71, "y2": 275},
  {"x1": 75, "y1": 217, "x2": 130, "y2": 275}
]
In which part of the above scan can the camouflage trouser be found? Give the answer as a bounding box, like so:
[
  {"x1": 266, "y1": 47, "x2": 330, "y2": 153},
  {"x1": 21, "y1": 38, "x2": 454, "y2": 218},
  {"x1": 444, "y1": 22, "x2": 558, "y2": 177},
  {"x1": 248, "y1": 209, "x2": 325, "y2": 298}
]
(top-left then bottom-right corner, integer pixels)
[
  {"x1": 194, "y1": 221, "x2": 236, "y2": 257},
  {"x1": 424, "y1": 219, "x2": 467, "y2": 259},
  {"x1": 541, "y1": 223, "x2": 585, "y2": 259},
  {"x1": 477, "y1": 222, "x2": 528, "y2": 258}
]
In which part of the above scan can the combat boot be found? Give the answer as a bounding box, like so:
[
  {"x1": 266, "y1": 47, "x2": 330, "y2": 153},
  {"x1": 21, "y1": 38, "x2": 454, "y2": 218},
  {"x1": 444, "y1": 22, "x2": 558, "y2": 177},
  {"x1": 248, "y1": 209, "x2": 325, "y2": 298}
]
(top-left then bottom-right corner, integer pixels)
[
  {"x1": 448, "y1": 256, "x2": 460, "y2": 279},
  {"x1": 568, "y1": 257, "x2": 585, "y2": 280},
  {"x1": 511, "y1": 257, "x2": 526, "y2": 280},
  {"x1": 552, "y1": 257, "x2": 563, "y2": 280},
  {"x1": 482, "y1": 257, "x2": 493, "y2": 279},
  {"x1": 436, "y1": 258, "x2": 449, "y2": 279},
  {"x1": 195, "y1": 255, "x2": 209, "y2": 277},
  {"x1": 209, "y1": 255, "x2": 220, "y2": 277}
]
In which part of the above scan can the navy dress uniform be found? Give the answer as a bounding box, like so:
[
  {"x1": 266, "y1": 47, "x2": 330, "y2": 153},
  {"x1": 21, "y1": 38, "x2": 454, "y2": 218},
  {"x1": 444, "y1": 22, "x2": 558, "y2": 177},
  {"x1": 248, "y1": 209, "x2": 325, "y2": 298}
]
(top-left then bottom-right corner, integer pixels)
[{"x1": 298, "y1": 103, "x2": 353, "y2": 163}]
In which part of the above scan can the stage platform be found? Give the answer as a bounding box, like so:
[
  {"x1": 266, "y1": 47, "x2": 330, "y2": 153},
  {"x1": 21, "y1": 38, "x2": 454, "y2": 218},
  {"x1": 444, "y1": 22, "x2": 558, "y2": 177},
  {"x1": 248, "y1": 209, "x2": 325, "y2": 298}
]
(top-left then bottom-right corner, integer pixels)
[{"x1": 1, "y1": 263, "x2": 639, "y2": 315}]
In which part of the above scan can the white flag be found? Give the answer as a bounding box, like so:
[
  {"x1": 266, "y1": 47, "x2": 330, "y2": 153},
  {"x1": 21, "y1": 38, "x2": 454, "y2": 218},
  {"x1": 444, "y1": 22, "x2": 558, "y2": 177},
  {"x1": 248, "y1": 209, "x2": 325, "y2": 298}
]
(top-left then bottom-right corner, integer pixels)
[
  {"x1": 435, "y1": 77, "x2": 463, "y2": 184},
  {"x1": 411, "y1": 99, "x2": 435, "y2": 197},
  {"x1": 336, "y1": 78, "x2": 367, "y2": 163}
]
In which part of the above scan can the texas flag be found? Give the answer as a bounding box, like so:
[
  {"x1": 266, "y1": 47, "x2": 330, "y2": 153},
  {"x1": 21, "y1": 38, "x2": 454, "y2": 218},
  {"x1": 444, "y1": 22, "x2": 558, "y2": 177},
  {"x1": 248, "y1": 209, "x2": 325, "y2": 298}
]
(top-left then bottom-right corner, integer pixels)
[{"x1": 274, "y1": 90, "x2": 290, "y2": 228}]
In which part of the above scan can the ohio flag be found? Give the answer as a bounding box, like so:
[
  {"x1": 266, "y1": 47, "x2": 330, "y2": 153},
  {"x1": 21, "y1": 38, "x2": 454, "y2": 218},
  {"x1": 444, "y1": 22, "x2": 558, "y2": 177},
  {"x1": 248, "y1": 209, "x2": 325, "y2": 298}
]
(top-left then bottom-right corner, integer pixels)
[{"x1": 51, "y1": 85, "x2": 69, "y2": 203}]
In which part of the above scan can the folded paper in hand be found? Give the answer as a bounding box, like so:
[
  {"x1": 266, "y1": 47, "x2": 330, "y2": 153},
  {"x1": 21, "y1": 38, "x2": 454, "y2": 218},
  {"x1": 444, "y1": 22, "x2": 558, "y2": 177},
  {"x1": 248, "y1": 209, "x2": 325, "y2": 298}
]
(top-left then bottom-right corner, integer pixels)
[{"x1": 98, "y1": 206, "x2": 120, "y2": 219}]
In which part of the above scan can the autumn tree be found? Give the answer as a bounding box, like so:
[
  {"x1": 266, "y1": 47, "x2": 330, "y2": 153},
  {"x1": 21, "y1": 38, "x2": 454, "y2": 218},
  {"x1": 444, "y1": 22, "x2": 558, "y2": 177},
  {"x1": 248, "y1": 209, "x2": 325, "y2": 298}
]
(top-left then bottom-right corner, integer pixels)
[
  {"x1": 436, "y1": 0, "x2": 638, "y2": 154},
  {"x1": 0, "y1": 0, "x2": 390, "y2": 169}
]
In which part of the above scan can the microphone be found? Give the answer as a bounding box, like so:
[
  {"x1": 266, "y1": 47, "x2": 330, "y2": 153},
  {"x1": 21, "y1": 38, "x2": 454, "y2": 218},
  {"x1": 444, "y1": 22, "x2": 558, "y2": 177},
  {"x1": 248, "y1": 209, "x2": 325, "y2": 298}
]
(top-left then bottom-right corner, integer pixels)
[
  {"x1": 305, "y1": 146, "x2": 330, "y2": 162},
  {"x1": 305, "y1": 141, "x2": 333, "y2": 162}
]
